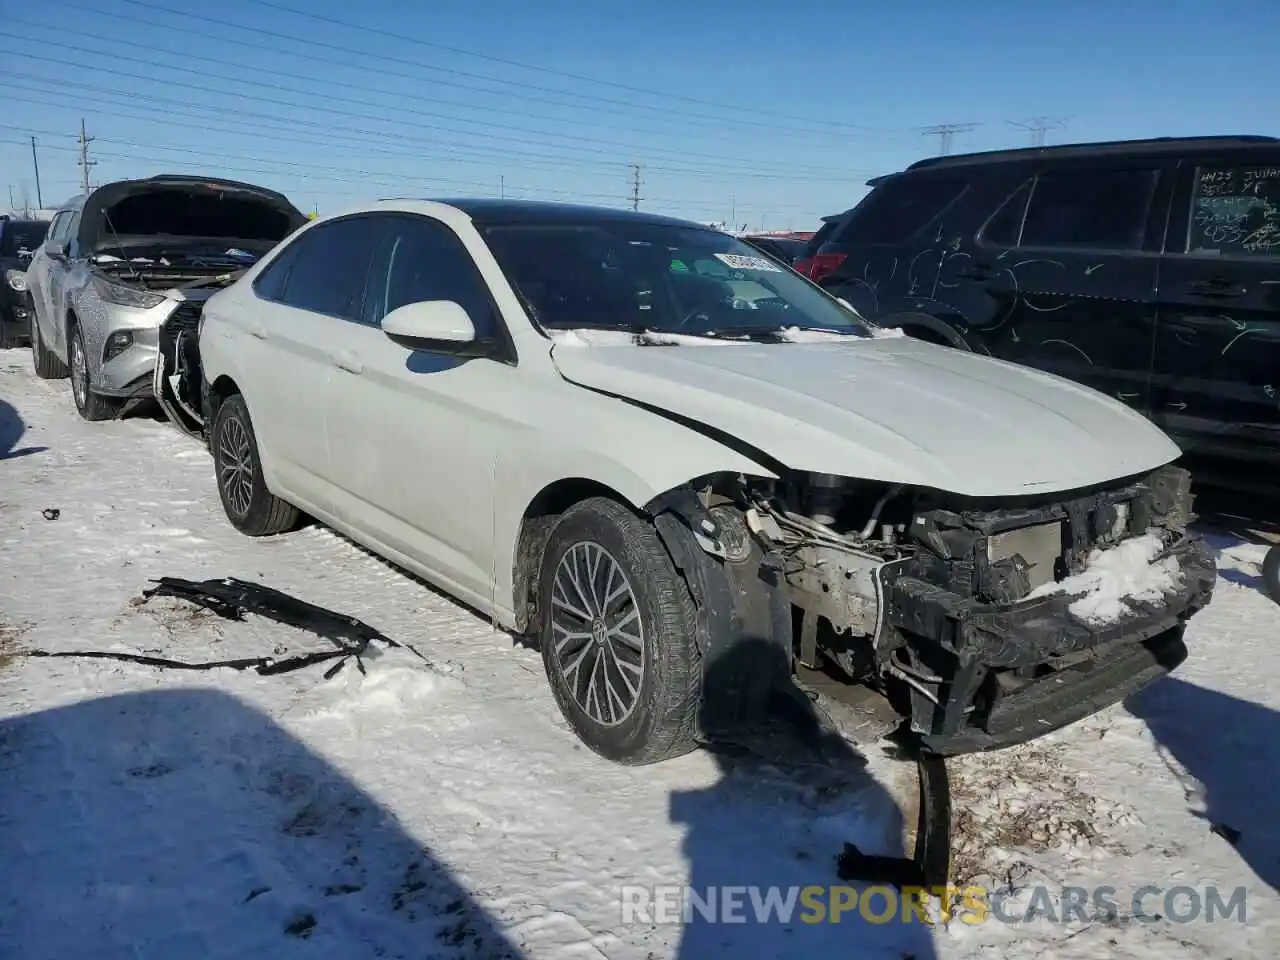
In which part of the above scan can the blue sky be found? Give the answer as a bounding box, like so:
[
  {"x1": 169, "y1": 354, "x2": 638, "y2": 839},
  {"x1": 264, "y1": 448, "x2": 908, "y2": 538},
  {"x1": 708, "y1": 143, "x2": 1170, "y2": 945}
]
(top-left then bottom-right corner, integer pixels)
[{"x1": 2, "y1": 0, "x2": 1277, "y2": 230}]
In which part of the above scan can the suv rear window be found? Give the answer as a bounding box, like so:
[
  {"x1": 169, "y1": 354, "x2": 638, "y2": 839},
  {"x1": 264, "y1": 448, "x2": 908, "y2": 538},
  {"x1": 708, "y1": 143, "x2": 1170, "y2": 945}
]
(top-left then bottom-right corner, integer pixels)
[
  {"x1": 833, "y1": 177, "x2": 967, "y2": 246},
  {"x1": 1020, "y1": 168, "x2": 1158, "y2": 251}
]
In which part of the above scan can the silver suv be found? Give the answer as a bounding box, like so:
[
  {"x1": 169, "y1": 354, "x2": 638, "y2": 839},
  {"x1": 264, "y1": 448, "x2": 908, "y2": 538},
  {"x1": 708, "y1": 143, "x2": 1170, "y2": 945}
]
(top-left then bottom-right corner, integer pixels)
[{"x1": 24, "y1": 175, "x2": 305, "y2": 420}]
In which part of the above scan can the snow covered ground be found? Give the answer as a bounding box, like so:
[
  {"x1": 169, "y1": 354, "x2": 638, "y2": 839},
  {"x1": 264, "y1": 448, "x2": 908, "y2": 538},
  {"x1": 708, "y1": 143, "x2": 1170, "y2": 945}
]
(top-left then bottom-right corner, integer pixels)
[{"x1": 1, "y1": 346, "x2": 1276, "y2": 959}]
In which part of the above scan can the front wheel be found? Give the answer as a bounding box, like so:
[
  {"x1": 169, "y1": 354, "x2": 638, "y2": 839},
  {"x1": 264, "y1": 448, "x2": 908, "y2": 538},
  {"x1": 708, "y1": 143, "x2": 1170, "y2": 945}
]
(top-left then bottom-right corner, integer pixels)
[
  {"x1": 31, "y1": 315, "x2": 68, "y2": 379},
  {"x1": 69, "y1": 323, "x2": 122, "y2": 421},
  {"x1": 210, "y1": 393, "x2": 299, "y2": 537},
  {"x1": 538, "y1": 497, "x2": 702, "y2": 765}
]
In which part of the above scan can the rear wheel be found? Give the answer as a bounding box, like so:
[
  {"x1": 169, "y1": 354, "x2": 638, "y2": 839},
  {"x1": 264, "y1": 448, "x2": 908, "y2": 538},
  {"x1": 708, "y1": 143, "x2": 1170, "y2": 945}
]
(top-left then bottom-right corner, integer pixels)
[
  {"x1": 31, "y1": 315, "x2": 68, "y2": 379},
  {"x1": 69, "y1": 323, "x2": 122, "y2": 421},
  {"x1": 882, "y1": 311, "x2": 972, "y2": 350},
  {"x1": 210, "y1": 393, "x2": 299, "y2": 536},
  {"x1": 538, "y1": 497, "x2": 702, "y2": 764}
]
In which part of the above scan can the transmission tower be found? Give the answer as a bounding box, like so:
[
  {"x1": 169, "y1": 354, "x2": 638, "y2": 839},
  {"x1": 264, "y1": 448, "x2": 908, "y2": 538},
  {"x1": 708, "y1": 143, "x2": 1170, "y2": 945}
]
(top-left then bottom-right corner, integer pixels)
[
  {"x1": 630, "y1": 163, "x2": 643, "y2": 211},
  {"x1": 78, "y1": 118, "x2": 96, "y2": 194},
  {"x1": 1008, "y1": 116, "x2": 1069, "y2": 147},
  {"x1": 918, "y1": 122, "x2": 980, "y2": 156}
]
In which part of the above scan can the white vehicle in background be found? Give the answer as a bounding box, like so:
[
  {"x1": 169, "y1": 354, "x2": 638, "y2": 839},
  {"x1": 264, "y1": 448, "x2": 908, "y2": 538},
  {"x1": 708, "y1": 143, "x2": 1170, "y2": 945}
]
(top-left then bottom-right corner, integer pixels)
[{"x1": 190, "y1": 199, "x2": 1216, "y2": 764}]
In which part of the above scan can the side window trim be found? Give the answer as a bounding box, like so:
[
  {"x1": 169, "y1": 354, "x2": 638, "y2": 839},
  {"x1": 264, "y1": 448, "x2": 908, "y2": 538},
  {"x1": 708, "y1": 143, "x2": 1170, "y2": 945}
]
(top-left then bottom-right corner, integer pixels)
[
  {"x1": 364, "y1": 212, "x2": 518, "y2": 365},
  {"x1": 975, "y1": 178, "x2": 1032, "y2": 248}
]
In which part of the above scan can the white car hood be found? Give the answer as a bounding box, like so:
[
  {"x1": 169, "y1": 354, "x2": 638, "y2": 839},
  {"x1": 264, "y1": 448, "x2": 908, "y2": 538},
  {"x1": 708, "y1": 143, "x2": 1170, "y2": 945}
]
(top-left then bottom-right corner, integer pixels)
[{"x1": 549, "y1": 336, "x2": 1181, "y2": 498}]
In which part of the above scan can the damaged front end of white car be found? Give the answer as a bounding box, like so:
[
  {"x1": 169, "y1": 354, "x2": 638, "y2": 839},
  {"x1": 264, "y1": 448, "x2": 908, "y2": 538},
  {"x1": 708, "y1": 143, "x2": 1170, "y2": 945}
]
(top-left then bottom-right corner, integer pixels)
[{"x1": 642, "y1": 463, "x2": 1215, "y2": 756}]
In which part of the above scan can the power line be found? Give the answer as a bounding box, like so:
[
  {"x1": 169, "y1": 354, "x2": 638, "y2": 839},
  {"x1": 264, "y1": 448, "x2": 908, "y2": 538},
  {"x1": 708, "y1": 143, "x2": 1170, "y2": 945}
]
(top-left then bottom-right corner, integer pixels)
[
  {"x1": 2, "y1": 76, "x2": 870, "y2": 187},
  {"x1": 7, "y1": 17, "x2": 860, "y2": 154},
  {"x1": 66, "y1": 0, "x2": 888, "y2": 140},
  {"x1": 1007, "y1": 116, "x2": 1070, "y2": 147},
  {"x1": 4, "y1": 49, "x2": 862, "y2": 181},
  {"x1": 248, "y1": 0, "x2": 892, "y2": 133},
  {"x1": 0, "y1": 133, "x2": 821, "y2": 214},
  {"x1": 917, "y1": 122, "x2": 980, "y2": 156}
]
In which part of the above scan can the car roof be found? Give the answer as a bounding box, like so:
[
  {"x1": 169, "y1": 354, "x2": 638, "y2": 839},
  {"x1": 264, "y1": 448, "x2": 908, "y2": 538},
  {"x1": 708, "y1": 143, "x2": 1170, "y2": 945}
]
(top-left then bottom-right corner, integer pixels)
[
  {"x1": 352, "y1": 197, "x2": 720, "y2": 232},
  {"x1": 866, "y1": 135, "x2": 1280, "y2": 186}
]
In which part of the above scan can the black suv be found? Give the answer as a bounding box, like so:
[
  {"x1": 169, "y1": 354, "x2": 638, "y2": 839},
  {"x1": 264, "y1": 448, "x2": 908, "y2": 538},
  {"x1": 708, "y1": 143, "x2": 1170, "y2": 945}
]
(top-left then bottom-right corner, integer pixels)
[
  {"x1": 807, "y1": 136, "x2": 1280, "y2": 497},
  {"x1": 0, "y1": 217, "x2": 50, "y2": 348}
]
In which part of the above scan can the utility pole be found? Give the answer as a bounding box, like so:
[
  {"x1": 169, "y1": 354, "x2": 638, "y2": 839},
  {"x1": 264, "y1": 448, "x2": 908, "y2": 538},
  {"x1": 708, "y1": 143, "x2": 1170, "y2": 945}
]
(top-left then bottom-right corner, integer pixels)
[
  {"x1": 918, "y1": 122, "x2": 980, "y2": 156},
  {"x1": 30, "y1": 137, "x2": 43, "y2": 208},
  {"x1": 78, "y1": 118, "x2": 96, "y2": 195},
  {"x1": 630, "y1": 163, "x2": 642, "y2": 211},
  {"x1": 498, "y1": 175, "x2": 505, "y2": 199},
  {"x1": 7, "y1": 185, "x2": 14, "y2": 212},
  {"x1": 1008, "y1": 116, "x2": 1069, "y2": 147}
]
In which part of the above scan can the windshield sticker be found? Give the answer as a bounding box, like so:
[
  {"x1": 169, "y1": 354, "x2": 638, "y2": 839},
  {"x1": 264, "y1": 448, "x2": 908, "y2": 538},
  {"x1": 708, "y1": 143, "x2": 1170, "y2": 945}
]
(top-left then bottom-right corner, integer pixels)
[{"x1": 713, "y1": 253, "x2": 784, "y2": 273}]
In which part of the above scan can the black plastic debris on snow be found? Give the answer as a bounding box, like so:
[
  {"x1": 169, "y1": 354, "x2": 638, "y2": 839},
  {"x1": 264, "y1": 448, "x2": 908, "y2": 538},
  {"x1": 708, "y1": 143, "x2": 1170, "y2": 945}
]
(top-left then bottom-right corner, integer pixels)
[
  {"x1": 836, "y1": 753, "x2": 952, "y2": 893},
  {"x1": 41, "y1": 508, "x2": 59, "y2": 520},
  {"x1": 21, "y1": 576, "x2": 431, "y2": 681}
]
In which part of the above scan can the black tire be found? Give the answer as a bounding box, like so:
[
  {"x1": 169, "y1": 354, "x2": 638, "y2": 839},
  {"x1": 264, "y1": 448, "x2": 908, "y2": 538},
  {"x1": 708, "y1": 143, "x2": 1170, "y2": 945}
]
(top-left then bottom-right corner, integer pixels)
[
  {"x1": 31, "y1": 315, "x2": 68, "y2": 379},
  {"x1": 68, "y1": 323, "x2": 123, "y2": 421},
  {"x1": 1264, "y1": 546, "x2": 1280, "y2": 606},
  {"x1": 0, "y1": 319, "x2": 17, "y2": 350},
  {"x1": 538, "y1": 497, "x2": 702, "y2": 765},
  {"x1": 210, "y1": 393, "x2": 299, "y2": 537}
]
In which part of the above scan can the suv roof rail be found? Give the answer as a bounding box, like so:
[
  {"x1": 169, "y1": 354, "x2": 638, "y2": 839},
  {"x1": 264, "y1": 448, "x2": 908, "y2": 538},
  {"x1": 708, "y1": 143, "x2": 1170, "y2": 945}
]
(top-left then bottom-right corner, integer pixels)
[{"x1": 904, "y1": 135, "x2": 1280, "y2": 172}]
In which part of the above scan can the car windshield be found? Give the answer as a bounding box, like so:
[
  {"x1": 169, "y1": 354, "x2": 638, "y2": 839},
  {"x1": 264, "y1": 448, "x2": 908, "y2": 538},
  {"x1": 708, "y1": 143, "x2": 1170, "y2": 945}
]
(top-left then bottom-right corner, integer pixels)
[
  {"x1": 481, "y1": 220, "x2": 870, "y2": 340},
  {"x1": 0, "y1": 222, "x2": 49, "y2": 257}
]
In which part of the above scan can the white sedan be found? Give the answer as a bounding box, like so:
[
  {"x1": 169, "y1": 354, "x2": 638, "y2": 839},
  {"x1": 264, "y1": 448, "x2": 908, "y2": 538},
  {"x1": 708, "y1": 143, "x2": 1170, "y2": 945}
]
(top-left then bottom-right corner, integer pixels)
[{"x1": 193, "y1": 199, "x2": 1217, "y2": 764}]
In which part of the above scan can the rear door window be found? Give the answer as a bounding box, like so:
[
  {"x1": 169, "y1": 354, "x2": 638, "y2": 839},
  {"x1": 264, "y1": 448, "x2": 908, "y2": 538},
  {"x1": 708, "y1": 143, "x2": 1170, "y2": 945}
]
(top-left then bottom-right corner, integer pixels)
[
  {"x1": 833, "y1": 178, "x2": 967, "y2": 246},
  {"x1": 1185, "y1": 164, "x2": 1280, "y2": 258},
  {"x1": 1020, "y1": 168, "x2": 1158, "y2": 251}
]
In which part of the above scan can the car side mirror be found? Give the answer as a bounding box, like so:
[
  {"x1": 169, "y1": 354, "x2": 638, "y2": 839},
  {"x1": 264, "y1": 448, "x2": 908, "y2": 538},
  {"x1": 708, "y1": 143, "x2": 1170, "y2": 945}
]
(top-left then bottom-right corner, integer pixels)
[
  {"x1": 45, "y1": 241, "x2": 67, "y2": 261},
  {"x1": 381, "y1": 300, "x2": 477, "y2": 350}
]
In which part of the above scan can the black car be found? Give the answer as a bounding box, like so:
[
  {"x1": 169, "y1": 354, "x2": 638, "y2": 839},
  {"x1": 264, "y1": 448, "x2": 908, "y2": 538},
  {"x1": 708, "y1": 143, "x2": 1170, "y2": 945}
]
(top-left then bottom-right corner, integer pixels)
[
  {"x1": 807, "y1": 135, "x2": 1280, "y2": 498},
  {"x1": 740, "y1": 234, "x2": 806, "y2": 265},
  {"x1": 0, "y1": 217, "x2": 50, "y2": 348}
]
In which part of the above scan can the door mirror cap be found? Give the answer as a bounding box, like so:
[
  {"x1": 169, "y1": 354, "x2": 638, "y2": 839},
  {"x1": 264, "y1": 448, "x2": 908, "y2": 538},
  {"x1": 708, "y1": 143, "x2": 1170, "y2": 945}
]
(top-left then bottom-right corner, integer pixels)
[
  {"x1": 45, "y1": 241, "x2": 67, "y2": 261},
  {"x1": 381, "y1": 300, "x2": 476, "y2": 346}
]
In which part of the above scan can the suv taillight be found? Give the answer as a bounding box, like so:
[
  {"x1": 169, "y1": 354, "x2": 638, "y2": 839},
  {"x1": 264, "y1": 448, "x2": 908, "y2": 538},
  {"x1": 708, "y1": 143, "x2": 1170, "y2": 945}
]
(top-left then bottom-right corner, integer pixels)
[{"x1": 806, "y1": 252, "x2": 847, "y2": 284}]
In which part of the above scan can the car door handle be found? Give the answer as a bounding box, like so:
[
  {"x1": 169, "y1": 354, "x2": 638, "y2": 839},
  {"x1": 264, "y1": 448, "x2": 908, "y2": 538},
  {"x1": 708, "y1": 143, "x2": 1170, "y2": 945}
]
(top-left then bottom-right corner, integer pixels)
[
  {"x1": 329, "y1": 350, "x2": 363, "y2": 375},
  {"x1": 1185, "y1": 279, "x2": 1246, "y2": 298}
]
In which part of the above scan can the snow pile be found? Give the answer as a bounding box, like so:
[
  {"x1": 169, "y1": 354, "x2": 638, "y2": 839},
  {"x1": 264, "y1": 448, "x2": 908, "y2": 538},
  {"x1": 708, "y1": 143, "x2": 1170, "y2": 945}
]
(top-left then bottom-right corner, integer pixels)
[
  {"x1": 776, "y1": 326, "x2": 852, "y2": 342},
  {"x1": 868, "y1": 324, "x2": 906, "y2": 338},
  {"x1": 1025, "y1": 532, "x2": 1183, "y2": 625},
  {"x1": 303, "y1": 648, "x2": 462, "y2": 722}
]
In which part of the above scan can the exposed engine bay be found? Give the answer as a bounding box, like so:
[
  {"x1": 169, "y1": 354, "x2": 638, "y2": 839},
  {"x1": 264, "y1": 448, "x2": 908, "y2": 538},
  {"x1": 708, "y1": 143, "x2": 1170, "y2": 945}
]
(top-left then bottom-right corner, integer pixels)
[
  {"x1": 146, "y1": 267, "x2": 245, "y2": 438},
  {"x1": 652, "y1": 464, "x2": 1216, "y2": 755}
]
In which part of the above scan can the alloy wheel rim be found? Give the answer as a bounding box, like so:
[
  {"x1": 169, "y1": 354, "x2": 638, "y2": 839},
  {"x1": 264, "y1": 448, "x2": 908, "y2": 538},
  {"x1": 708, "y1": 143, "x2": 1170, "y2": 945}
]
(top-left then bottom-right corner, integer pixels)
[
  {"x1": 70, "y1": 334, "x2": 87, "y2": 409},
  {"x1": 218, "y1": 415, "x2": 255, "y2": 517},
  {"x1": 550, "y1": 541, "x2": 645, "y2": 727}
]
